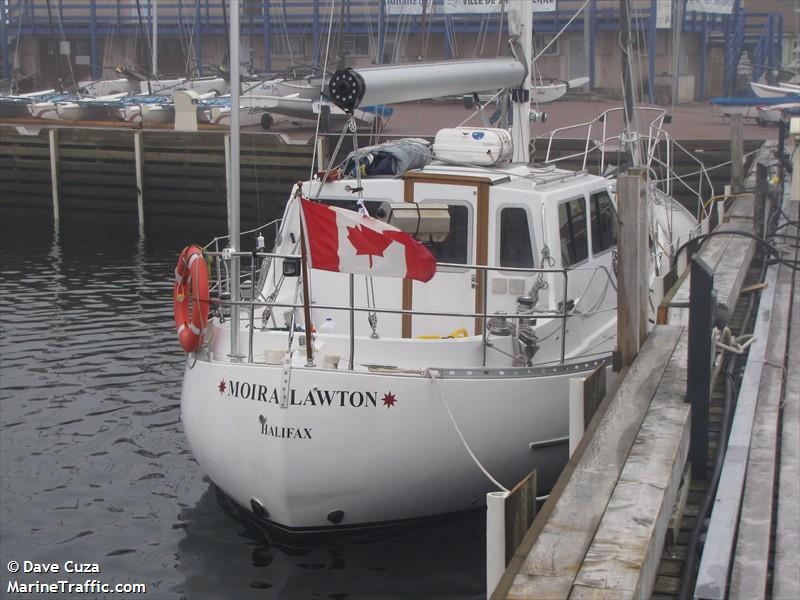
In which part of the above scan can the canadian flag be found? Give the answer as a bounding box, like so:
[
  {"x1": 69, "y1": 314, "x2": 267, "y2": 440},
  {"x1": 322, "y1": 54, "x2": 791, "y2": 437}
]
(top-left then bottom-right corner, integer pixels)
[{"x1": 300, "y1": 199, "x2": 437, "y2": 282}]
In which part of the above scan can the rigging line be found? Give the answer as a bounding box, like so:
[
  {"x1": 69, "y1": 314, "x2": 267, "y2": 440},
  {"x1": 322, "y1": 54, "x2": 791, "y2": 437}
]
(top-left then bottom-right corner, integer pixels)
[
  {"x1": 308, "y1": 0, "x2": 338, "y2": 183},
  {"x1": 177, "y1": 0, "x2": 189, "y2": 74},
  {"x1": 533, "y1": 0, "x2": 590, "y2": 62},
  {"x1": 53, "y1": 0, "x2": 78, "y2": 91},
  {"x1": 12, "y1": 0, "x2": 25, "y2": 89},
  {"x1": 632, "y1": 1, "x2": 648, "y2": 107},
  {"x1": 134, "y1": 0, "x2": 152, "y2": 92},
  {"x1": 496, "y1": 0, "x2": 506, "y2": 57},
  {"x1": 221, "y1": 0, "x2": 229, "y2": 74},
  {"x1": 44, "y1": 0, "x2": 64, "y2": 88}
]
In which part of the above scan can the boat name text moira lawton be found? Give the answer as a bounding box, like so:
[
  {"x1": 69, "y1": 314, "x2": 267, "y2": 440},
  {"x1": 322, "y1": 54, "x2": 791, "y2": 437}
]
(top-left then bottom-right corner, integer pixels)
[{"x1": 219, "y1": 380, "x2": 399, "y2": 410}]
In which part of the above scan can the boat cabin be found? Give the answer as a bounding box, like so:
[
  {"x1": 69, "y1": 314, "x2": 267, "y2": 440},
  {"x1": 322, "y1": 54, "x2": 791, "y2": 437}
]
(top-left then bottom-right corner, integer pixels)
[{"x1": 264, "y1": 162, "x2": 619, "y2": 367}]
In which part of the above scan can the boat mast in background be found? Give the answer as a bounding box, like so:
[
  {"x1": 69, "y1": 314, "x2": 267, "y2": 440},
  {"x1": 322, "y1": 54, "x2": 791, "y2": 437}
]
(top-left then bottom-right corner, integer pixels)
[
  {"x1": 152, "y1": 0, "x2": 158, "y2": 77},
  {"x1": 229, "y1": 0, "x2": 241, "y2": 357},
  {"x1": 508, "y1": 0, "x2": 532, "y2": 163},
  {"x1": 620, "y1": 0, "x2": 643, "y2": 167}
]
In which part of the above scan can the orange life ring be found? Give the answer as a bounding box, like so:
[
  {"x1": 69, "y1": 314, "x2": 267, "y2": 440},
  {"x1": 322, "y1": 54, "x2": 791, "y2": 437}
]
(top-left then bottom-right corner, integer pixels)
[{"x1": 173, "y1": 245, "x2": 210, "y2": 353}]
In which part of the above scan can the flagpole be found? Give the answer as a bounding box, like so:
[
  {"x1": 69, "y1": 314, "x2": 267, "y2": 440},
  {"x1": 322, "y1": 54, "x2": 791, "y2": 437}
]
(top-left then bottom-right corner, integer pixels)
[{"x1": 299, "y1": 225, "x2": 315, "y2": 367}]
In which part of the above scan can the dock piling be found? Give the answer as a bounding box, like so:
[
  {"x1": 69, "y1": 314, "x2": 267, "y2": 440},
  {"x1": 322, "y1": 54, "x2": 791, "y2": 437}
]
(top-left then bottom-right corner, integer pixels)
[
  {"x1": 48, "y1": 129, "x2": 60, "y2": 224},
  {"x1": 686, "y1": 256, "x2": 715, "y2": 480},
  {"x1": 616, "y1": 167, "x2": 648, "y2": 367},
  {"x1": 731, "y1": 114, "x2": 743, "y2": 193},
  {"x1": 133, "y1": 131, "x2": 145, "y2": 231},
  {"x1": 754, "y1": 161, "x2": 768, "y2": 243}
]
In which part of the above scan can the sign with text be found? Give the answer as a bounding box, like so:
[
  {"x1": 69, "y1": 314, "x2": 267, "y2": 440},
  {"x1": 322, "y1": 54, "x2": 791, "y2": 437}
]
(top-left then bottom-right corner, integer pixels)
[
  {"x1": 385, "y1": 0, "x2": 435, "y2": 15},
  {"x1": 443, "y1": 0, "x2": 503, "y2": 13},
  {"x1": 531, "y1": 0, "x2": 557, "y2": 12},
  {"x1": 656, "y1": 0, "x2": 672, "y2": 29},
  {"x1": 686, "y1": 0, "x2": 734, "y2": 15},
  {"x1": 408, "y1": 0, "x2": 558, "y2": 15}
]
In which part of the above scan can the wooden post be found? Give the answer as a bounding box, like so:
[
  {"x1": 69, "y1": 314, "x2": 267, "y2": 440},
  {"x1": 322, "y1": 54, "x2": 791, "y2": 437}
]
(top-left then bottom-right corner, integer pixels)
[
  {"x1": 730, "y1": 113, "x2": 743, "y2": 193},
  {"x1": 638, "y1": 171, "x2": 649, "y2": 346},
  {"x1": 48, "y1": 128, "x2": 60, "y2": 224},
  {"x1": 686, "y1": 256, "x2": 714, "y2": 480},
  {"x1": 569, "y1": 363, "x2": 607, "y2": 455},
  {"x1": 777, "y1": 117, "x2": 786, "y2": 184},
  {"x1": 793, "y1": 118, "x2": 800, "y2": 202},
  {"x1": 486, "y1": 470, "x2": 537, "y2": 599},
  {"x1": 616, "y1": 167, "x2": 647, "y2": 367},
  {"x1": 133, "y1": 131, "x2": 145, "y2": 231},
  {"x1": 504, "y1": 471, "x2": 537, "y2": 564}
]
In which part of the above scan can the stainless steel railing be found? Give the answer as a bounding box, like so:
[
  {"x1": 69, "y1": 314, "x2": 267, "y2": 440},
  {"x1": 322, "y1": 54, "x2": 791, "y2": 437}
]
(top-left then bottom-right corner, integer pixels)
[{"x1": 202, "y1": 249, "x2": 582, "y2": 368}]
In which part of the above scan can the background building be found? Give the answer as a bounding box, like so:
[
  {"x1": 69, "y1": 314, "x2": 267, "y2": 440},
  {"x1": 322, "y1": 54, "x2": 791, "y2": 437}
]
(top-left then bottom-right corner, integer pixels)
[{"x1": 1, "y1": 0, "x2": 798, "y2": 101}]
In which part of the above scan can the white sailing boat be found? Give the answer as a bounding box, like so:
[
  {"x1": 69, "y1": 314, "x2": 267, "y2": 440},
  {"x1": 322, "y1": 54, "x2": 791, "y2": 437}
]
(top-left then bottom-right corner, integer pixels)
[
  {"x1": 750, "y1": 80, "x2": 800, "y2": 98},
  {"x1": 176, "y1": 1, "x2": 703, "y2": 530}
]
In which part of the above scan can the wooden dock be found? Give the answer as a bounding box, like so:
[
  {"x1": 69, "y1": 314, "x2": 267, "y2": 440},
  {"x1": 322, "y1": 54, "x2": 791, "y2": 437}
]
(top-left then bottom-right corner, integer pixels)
[
  {"x1": 0, "y1": 124, "x2": 313, "y2": 231},
  {"x1": 493, "y1": 147, "x2": 799, "y2": 599},
  {"x1": 1, "y1": 121, "x2": 763, "y2": 233}
]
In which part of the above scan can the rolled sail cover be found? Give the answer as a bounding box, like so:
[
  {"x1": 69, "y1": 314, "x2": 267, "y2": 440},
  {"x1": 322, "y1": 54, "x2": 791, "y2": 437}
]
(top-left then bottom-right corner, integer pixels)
[{"x1": 326, "y1": 58, "x2": 526, "y2": 112}]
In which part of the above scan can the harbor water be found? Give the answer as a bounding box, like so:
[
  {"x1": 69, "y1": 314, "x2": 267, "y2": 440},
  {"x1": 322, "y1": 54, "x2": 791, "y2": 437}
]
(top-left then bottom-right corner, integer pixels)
[{"x1": 0, "y1": 221, "x2": 485, "y2": 599}]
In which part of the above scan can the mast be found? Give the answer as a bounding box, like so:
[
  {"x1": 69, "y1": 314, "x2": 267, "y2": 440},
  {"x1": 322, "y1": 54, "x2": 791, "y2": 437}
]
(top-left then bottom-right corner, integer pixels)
[
  {"x1": 229, "y1": 0, "x2": 241, "y2": 357},
  {"x1": 508, "y1": 0, "x2": 532, "y2": 164},
  {"x1": 620, "y1": 0, "x2": 642, "y2": 166},
  {"x1": 152, "y1": 0, "x2": 158, "y2": 77}
]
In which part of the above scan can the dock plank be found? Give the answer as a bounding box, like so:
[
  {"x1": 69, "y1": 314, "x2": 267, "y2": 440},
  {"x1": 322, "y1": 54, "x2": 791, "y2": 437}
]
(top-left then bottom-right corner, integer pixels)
[
  {"x1": 571, "y1": 333, "x2": 690, "y2": 599},
  {"x1": 772, "y1": 198, "x2": 800, "y2": 600},
  {"x1": 729, "y1": 200, "x2": 794, "y2": 597},
  {"x1": 571, "y1": 405, "x2": 690, "y2": 599},
  {"x1": 693, "y1": 216, "x2": 782, "y2": 600},
  {"x1": 499, "y1": 326, "x2": 683, "y2": 600}
]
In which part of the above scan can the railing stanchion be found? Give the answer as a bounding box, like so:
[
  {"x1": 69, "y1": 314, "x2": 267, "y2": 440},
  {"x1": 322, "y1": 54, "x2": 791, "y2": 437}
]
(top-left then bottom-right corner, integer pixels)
[
  {"x1": 560, "y1": 269, "x2": 568, "y2": 364},
  {"x1": 349, "y1": 273, "x2": 355, "y2": 370},
  {"x1": 600, "y1": 115, "x2": 608, "y2": 174},
  {"x1": 248, "y1": 253, "x2": 256, "y2": 363},
  {"x1": 482, "y1": 267, "x2": 488, "y2": 367}
]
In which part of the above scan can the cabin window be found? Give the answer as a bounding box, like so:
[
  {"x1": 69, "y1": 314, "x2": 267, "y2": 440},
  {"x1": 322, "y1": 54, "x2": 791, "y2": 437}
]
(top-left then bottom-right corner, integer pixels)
[
  {"x1": 558, "y1": 197, "x2": 589, "y2": 266},
  {"x1": 590, "y1": 191, "x2": 617, "y2": 255},
  {"x1": 428, "y1": 204, "x2": 470, "y2": 265},
  {"x1": 499, "y1": 207, "x2": 535, "y2": 268}
]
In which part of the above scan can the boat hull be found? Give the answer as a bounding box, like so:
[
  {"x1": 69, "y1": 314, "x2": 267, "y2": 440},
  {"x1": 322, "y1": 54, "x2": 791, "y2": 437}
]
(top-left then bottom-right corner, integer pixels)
[
  {"x1": 750, "y1": 81, "x2": 800, "y2": 98},
  {"x1": 180, "y1": 353, "x2": 601, "y2": 529}
]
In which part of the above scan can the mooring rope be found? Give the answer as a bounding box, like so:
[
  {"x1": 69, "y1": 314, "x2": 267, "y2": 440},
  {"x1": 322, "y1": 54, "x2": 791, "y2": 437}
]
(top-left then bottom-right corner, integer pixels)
[{"x1": 428, "y1": 370, "x2": 509, "y2": 493}]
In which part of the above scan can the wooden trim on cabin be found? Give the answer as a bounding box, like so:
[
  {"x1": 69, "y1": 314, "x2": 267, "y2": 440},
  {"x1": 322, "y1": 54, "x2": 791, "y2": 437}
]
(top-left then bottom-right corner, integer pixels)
[
  {"x1": 475, "y1": 182, "x2": 490, "y2": 335},
  {"x1": 401, "y1": 173, "x2": 491, "y2": 338},
  {"x1": 402, "y1": 171, "x2": 494, "y2": 187},
  {"x1": 402, "y1": 178, "x2": 416, "y2": 338}
]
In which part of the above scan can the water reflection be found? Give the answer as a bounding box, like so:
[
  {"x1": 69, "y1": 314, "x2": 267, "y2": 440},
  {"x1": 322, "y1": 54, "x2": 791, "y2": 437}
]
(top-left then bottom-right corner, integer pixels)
[{"x1": 174, "y1": 483, "x2": 485, "y2": 600}]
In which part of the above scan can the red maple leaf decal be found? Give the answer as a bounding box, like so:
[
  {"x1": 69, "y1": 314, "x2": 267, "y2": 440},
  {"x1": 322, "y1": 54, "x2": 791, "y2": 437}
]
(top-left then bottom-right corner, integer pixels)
[
  {"x1": 382, "y1": 392, "x2": 397, "y2": 408},
  {"x1": 347, "y1": 224, "x2": 392, "y2": 268},
  {"x1": 218, "y1": 380, "x2": 226, "y2": 394}
]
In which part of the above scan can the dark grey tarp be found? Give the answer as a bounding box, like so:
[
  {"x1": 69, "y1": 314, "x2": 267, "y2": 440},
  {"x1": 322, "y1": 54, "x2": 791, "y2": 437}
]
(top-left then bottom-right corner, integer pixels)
[{"x1": 343, "y1": 137, "x2": 432, "y2": 177}]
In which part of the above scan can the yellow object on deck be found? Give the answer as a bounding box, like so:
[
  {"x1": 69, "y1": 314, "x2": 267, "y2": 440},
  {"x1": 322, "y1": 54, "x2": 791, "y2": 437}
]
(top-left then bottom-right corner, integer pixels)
[{"x1": 416, "y1": 328, "x2": 469, "y2": 340}]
